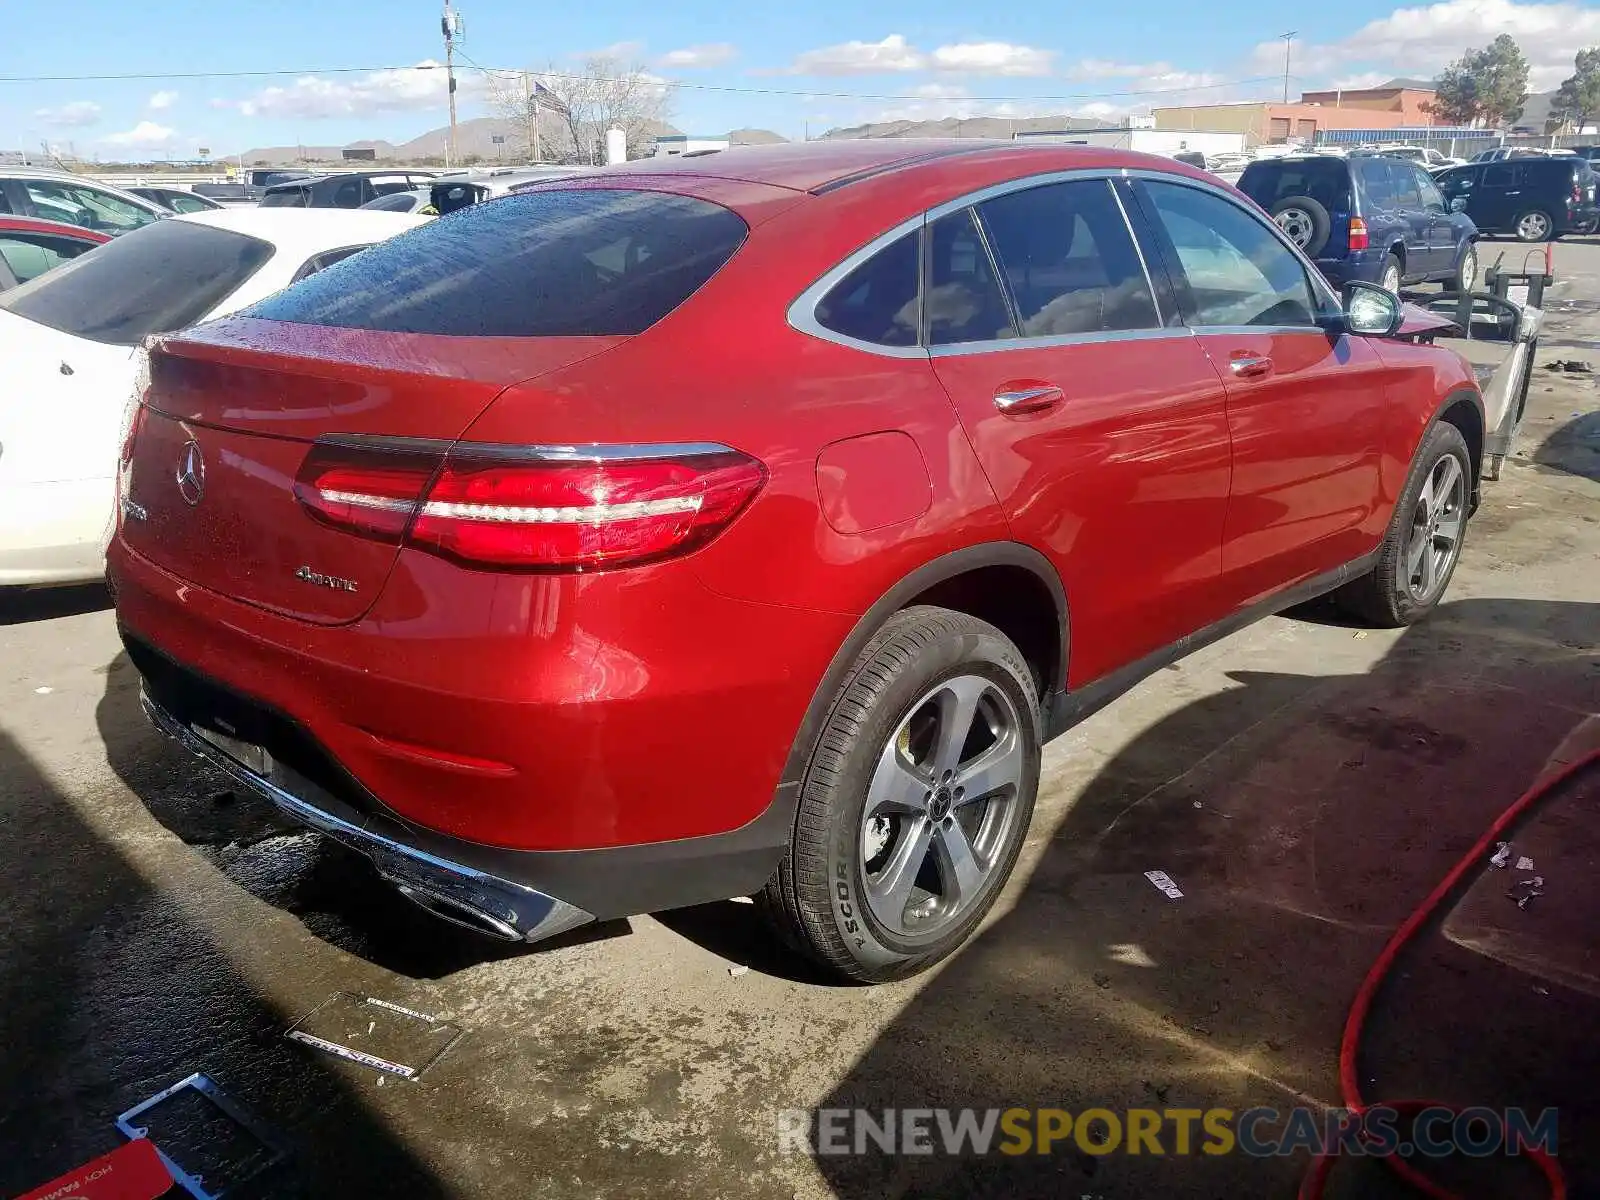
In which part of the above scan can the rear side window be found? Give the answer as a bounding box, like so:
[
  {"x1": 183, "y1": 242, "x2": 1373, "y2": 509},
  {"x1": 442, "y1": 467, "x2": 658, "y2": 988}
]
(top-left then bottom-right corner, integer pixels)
[
  {"x1": 1238, "y1": 160, "x2": 1352, "y2": 214},
  {"x1": 1358, "y1": 159, "x2": 1396, "y2": 207},
  {"x1": 261, "y1": 188, "x2": 309, "y2": 208},
  {"x1": 978, "y1": 179, "x2": 1158, "y2": 337},
  {"x1": 815, "y1": 230, "x2": 918, "y2": 347},
  {"x1": 248, "y1": 189, "x2": 748, "y2": 337},
  {"x1": 1483, "y1": 165, "x2": 1514, "y2": 187},
  {"x1": 0, "y1": 218, "x2": 272, "y2": 344},
  {"x1": 925, "y1": 209, "x2": 1016, "y2": 346}
]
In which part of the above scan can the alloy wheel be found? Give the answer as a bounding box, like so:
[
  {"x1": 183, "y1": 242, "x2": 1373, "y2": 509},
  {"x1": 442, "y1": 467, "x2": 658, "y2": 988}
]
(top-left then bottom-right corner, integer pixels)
[
  {"x1": 1459, "y1": 249, "x2": 1477, "y2": 292},
  {"x1": 1404, "y1": 454, "x2": 1466, "y2": 602},
  {"x1": 1274, "y1": 208, "x2": 1314, "y2": 248},
  {"x1": 860, "y1": 674, "x2": 1026, "y2": 940},
  {"x1": 1382, "y1": 263, "x2": 1402, "y2": 293},
  {"x1": 1517, "y1": 211, "x2": 1552, "y2": 241}
]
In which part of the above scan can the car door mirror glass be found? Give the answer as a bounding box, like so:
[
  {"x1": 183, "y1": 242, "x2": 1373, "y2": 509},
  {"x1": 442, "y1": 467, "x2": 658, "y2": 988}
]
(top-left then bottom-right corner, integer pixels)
[
  {"x1": 1343, "y1": 280, "x2": 1402, "y2": 336},
  {"x1": 1450, "y1": 197, "x2": 1469, "y2": 213}
]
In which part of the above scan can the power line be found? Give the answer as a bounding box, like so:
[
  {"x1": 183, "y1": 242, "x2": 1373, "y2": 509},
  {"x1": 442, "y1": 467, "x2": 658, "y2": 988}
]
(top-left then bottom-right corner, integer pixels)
[{"x1": 0, "y1": 62, "x2": 1288, "y2": 103}]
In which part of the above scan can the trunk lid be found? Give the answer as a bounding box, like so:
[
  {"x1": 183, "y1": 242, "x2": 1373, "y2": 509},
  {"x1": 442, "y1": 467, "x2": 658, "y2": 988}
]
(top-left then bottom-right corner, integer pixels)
[{"x1": 122, "y1": 316, "x2": 621, "y2": 624}]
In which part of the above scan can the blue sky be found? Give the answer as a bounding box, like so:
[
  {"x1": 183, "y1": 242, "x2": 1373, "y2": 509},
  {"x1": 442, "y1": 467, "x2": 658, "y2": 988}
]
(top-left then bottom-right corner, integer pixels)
[{"x1": 4, "y1": 0, "x2": 1597, "y2": 158}]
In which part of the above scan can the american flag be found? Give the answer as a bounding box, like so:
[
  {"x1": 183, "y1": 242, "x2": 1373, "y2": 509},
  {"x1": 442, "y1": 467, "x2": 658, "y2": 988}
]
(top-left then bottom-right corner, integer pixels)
[{"x1": 533, "y1": 81, "x2": 569, "y2": 116}]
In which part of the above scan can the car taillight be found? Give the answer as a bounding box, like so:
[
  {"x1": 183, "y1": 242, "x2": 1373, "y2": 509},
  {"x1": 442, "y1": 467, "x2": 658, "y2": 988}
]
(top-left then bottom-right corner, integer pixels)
[
  {"x1": 294, "y1": 440, "x2": 766, "y2": 572},
  {"x1": 1572, "y1": 181, "x2": 1584, "y2": 205},
  {"x1": 411, "y1": 447, "x2": 767, "y2": 570},
  {"x1": 1348, "y1": 216, "x2": 1370, "y2": 251},
  {"x1": 294, "y1": 440, "x2": 441, "y2": 541}
]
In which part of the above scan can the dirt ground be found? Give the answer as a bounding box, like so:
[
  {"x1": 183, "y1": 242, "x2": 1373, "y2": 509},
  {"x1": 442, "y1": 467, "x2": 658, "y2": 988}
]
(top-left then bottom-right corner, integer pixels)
[{"x1": 2, "y1": 237, "x2": 1597, "y2": 1200}]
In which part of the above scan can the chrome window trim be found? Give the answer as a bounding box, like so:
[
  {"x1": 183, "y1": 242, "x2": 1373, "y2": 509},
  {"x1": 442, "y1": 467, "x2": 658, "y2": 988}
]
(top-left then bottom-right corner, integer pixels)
[
  {"x1": 1121, "y1": 168, "x2": 1344, "y2": 318},
  {"x1": 785, "y1": 212, "x2": 928, "y2": 361},
  {"x1": 927, "y1": 326, "x2": 1196, "y2": 359},
  {"x1": 314, "y1": 433, "x2": 740, "y2": 462},
  {"x1": 787, "y1": 165, "x2": 1345, "y2": 360}
]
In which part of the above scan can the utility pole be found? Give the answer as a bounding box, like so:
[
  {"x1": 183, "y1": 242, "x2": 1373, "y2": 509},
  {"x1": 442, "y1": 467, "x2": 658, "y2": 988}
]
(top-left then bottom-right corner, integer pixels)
[
  {"x1": 442, "y1": 4, "x2": 462, "y2": 167},
  {"x1": 523, "y1": 71, "x2": 539, "y2": 163},
  {"x1": 1278, "y1": 31, "x2": 1296, "y2": 104}
]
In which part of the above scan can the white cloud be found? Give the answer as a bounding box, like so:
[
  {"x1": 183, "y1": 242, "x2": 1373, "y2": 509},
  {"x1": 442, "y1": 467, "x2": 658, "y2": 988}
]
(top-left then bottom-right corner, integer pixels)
[
  {"x1": 230, "y1": 61, "x2": 459, "y2": 119},
  {"x1": 792, "y1": 34, "x2": 927, "y2": 75},
  {"x1": 1329, "y1": 71, "x2": 1393, "y2": 90},
  {"x1": 590, "y1": 40, "x2": 646, "y2": 61},
  {"x1": 1067, "y1": 59, "x2": 1166, "y2": 80},
  {"x1": 658, "y1": 43, "x2": 736, "y2": 69},
  {"x1": 35, "y1": 101, "x2": 101, "y2": 128},
  {"x1": 147, "y1": 90, "x2": 179, "y2": 111},
  {"x1": 1252, "y1": 0, "x2": 1600, "y2": 92},
  {"x1": 103, "y1": 121, "x2": 176, "y2": 147},
  {"x1": 929, "y1": 41, "x2": 1054, "y2": 77}
]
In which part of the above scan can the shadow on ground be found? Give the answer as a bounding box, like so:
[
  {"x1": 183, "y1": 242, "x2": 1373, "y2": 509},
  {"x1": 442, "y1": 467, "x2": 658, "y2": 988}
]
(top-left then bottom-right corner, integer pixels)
[
  {"x1": 803, "y1": 598, "x2": 1599, "y2": 1199},
  {"x1": 93, "y1": 650, "x2": 629, "y2": 981},
  {"x1": 1532, "y1": 410, "x2": 1600, "y2": 482},
  {"x1": 0, "y1": 582, "x2": 111, "y2": 626},
  {"x1": 0, "y1": 728, "x2": 449, "y2": 1197}
]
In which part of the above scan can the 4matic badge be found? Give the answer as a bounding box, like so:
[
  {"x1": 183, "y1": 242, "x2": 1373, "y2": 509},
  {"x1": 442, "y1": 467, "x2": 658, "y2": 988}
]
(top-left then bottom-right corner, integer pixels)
[{"x1": 295, "y1": 565, "x2": 358, "y2": 592}]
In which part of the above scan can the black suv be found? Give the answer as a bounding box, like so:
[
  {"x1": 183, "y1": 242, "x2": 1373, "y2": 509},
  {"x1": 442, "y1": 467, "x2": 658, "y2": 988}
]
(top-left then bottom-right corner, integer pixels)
[
  {"x1": 1434, "y1": 156, "x2": 1599, "y2": 241},
  {"x1": 259, "y1": 171, "x2": 436, "y2": 209}
]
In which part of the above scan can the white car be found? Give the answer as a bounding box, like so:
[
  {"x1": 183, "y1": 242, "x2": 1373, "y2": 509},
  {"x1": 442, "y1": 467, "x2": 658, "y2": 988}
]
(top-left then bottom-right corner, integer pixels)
[{"x1": 0, "y1": 207, "x2": 429, "y2": 586}]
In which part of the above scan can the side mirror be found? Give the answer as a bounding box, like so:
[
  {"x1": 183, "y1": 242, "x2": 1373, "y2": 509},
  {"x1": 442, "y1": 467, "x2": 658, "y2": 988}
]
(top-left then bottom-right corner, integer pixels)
[
  {"x1": 1450, "y1": 197, "x2": 1469, "y2": 212},
  {"x1": 1342, "y1": 280, "x2": 1403, "y2": 337}
]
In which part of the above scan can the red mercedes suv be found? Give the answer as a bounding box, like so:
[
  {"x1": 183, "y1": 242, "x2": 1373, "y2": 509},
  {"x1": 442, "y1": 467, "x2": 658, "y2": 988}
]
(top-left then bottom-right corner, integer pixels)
[{"x1": 110, "y1": 142, "x2": 1482, "y2": 982}]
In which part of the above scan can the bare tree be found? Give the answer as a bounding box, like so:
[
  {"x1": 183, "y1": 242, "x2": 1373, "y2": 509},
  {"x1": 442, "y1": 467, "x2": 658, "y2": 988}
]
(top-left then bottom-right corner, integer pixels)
[{"x1": 491, "y1": 56, "x2": 673, "y2": 164}]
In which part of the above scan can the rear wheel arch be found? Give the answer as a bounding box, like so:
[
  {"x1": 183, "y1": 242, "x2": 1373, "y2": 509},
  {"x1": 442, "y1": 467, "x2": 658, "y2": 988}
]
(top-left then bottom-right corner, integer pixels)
[{"x1": 773, "y1": 543, "x2": 1068, "y2": 805}]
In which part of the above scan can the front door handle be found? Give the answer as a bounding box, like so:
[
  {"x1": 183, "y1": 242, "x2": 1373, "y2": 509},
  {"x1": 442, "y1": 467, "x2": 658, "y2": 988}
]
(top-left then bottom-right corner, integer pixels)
[
  {"x1": 1229, "y1": 354, "x2": 1274, "y2": 379},
  {"x1": 993, "y1": 383, "x2": 1064, "y2": 414}
]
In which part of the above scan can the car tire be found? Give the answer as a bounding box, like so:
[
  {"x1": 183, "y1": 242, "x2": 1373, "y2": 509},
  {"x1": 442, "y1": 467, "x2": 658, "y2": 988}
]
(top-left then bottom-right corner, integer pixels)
[
  {"x1": 761, "y1": 605, "x2": 1041, "y2": 983},
  {"x1": 1270, "y1": 196, "x2": 1332, "y2": 257},
  {"x1": 1513, "y1": 208, "x2": 1554, "y2": 242},
  {"x1": 1452, "y1": 242, "x2": 1478, "y2": 292},
  {"x1": 1380, "y1": 254, "x2": 1403, "y2": 294},
  {"x1": 1335, "y1": 421, "x2": 1472, "y2": 628}
]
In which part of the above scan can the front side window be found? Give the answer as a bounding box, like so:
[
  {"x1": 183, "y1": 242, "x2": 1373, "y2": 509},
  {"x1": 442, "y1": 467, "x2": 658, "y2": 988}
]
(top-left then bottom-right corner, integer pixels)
[
  {"x1": 976, "y1": 179, "x2": 1158, "y2": 338},
  {"x1": 1417, "y1": 170, "x2": 1448, "y2": 212},
  {"x1": 23, "y1": 181, "x2": 156, "y2": 234},
  {"x1": 1359, "y1": 160, "x2": 1396, "y2": 208},
  {"x1": 261, "y1": 188, "x2": 310, "y2": 208},
  {"x1": 167, "y1": 193, "x2": 215, "y2": 214},
  {"x1": 924, "y1": 208, "x2": 1016, "y2": 346},
  {"x1": 1483, "y1": 165, "x2": 1514, "y2": 188},
  {"x1": 814, "y1": 230, "x2": 918, "y2": 347},
  {"x1": 0, "y1": 218, "x2": 272, "y2": 344},
  {"x1": 1141, "y1": 181, "x2": 1319, "y2": 329}
]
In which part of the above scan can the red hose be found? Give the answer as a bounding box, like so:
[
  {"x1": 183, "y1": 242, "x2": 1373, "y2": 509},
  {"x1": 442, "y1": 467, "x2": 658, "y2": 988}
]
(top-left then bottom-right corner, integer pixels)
[{"x1": 1300, "y1": 747, "x2": 1600, "y2": 1199}]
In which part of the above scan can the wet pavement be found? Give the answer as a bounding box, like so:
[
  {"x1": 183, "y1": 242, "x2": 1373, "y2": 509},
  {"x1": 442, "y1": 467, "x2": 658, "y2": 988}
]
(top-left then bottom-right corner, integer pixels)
[{"x1": 3, "y1": 236, "x2": 1598, "y2": 1200}]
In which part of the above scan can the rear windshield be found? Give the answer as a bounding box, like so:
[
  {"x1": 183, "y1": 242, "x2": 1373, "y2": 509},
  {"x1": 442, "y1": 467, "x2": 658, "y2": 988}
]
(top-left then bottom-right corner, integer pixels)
[
  {"x1": 0, "y1": 218, "x2": 273, "y2": 345},
  {"x1": 247, "y1": 188, "x2": 749, "y2": 337},
  {"x1": 1237, "y1": 159, "x2": 1352, "y2": 213},
  {"x1": 261, "y1": 188, "x2": 310, "y2": 208}
]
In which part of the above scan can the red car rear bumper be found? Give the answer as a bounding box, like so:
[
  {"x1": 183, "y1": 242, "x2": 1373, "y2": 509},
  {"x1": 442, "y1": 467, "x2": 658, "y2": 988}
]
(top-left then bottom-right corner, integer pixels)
[{"x1": 109, "y1": 535, "x2": 853, "y2": 922}]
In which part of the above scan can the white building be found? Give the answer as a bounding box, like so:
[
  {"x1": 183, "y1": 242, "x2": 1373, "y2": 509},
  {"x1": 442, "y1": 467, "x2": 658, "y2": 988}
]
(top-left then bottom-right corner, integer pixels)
[
  {"x1": 653, "y1": 135, "x2": 731, "y2": 157},
  {"x1": 1013, "y1": 126, "x2": 1245, "y2": 159}
]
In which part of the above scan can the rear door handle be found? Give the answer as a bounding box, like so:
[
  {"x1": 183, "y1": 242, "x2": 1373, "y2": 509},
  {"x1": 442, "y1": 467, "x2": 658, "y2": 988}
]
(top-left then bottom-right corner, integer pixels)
[
  {"x1": 1229, "y1": 354, "x2": 1273, "y2": 379},
  {"x1": 993, "y1": 383, "x2": 1064, "y2": 414}
]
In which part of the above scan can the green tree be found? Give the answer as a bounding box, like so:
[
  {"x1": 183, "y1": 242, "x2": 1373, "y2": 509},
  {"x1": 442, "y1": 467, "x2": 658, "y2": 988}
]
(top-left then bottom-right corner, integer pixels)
[
  {"x1": 1547, "y1": 48, "x2": 1600, "y2": 133},
  {"x1": 1426, "y1": 34, "x2": 1530, "y2": 127}
]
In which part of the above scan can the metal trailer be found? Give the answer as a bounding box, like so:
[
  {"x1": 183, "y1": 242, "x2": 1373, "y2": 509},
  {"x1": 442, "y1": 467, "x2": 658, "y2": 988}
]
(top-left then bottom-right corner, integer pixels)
[{"x1": 1401, "y1": 274, "x2": 1546, "y2": 482}]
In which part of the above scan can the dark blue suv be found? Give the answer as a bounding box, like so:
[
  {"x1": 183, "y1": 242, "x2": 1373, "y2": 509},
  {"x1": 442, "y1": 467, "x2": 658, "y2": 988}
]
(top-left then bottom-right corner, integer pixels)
[{"x1": 1238, "y1": 154, "x2": 1479, "y2": 293}]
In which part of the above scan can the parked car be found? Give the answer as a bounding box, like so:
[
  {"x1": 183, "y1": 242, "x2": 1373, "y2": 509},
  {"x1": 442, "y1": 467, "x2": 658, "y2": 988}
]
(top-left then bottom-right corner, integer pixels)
[
  {"x1": 1468, "y1": 147, "x2": 1557, "y2": 163},
  {"x1": 0, "y1": 168, "x2": 166, "y2": 236},
  {"x1": 193, "y1": 171, "x2": 314, "y2": 206},
  {"x1": 0, "y1": 215, "x2": 109, "y2": 290},
  {"x1": 110, "y1": 142, "x2": 1487, "y2": 982},
  {"x1": 360, "y1": 187, "x2": 437, "y2": 214},
  {"x1": 1434, "y1": 156, "x2": 1600, "y2": 241},
  {"x1": 128, "y1": 186, "x2": 226, "y2": 214},
  {"x1": 1238, "y1": 153, "x2": 1479, "y2": 292},
  {"x1": 1376, "y1": 145, "x2": 1465, "y2": 171},
  {"x1": 0, "y1": 208, "x2": 429, "y2": 586},
  {"x1": 260, "y1": 170, "x2": 437, "y2": 209},
  {"x1": 1571, "y1": 146, "x2": 1600, "y2": 164},
  {"x1": 431, "y1": 166, "x2": 595, "y2": 213}
]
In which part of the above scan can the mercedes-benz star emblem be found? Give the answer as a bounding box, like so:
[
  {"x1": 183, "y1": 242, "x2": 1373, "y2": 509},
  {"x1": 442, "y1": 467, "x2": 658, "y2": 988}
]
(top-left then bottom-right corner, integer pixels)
[{"x1": 176, "y1": 439, "x2": 206, "y2": 506}]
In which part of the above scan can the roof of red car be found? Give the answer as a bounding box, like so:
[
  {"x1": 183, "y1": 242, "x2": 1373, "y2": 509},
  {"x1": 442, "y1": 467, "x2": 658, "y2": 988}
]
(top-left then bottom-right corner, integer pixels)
[
  {"x1": 0, "y1": 214, "x2": 112, "y2": 242},
  {"x1": 599, "y1": 138, "x2": 1199, "y2": 194}
]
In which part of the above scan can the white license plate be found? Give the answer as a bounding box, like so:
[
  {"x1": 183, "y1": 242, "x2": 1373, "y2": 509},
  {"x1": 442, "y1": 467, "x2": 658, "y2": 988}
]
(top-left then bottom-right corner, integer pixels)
[{"x1": 193, "y1": 725, "x2": 273, "y2": 775}]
